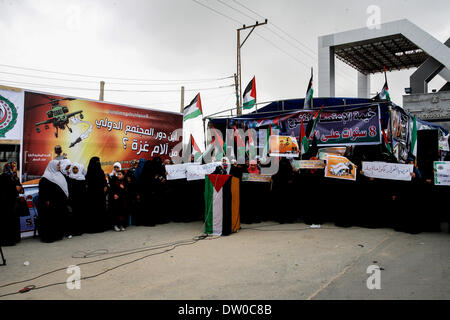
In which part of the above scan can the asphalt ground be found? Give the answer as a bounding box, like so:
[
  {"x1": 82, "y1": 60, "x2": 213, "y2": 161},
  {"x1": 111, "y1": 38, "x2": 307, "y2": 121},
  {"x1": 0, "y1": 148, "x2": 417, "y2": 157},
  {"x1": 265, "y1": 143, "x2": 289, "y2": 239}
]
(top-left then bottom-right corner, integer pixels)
[{"x1": 0, "y1": 221, "x2": 449, "y2": 300}]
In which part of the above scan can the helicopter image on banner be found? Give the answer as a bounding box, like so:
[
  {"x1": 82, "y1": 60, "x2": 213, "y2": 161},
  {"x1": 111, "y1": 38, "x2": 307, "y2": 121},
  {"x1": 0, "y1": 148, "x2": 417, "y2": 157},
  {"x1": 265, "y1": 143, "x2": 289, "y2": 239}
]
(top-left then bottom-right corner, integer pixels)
[{"x1": 33, "y1": 96, "x2": 84, "y2": 138}]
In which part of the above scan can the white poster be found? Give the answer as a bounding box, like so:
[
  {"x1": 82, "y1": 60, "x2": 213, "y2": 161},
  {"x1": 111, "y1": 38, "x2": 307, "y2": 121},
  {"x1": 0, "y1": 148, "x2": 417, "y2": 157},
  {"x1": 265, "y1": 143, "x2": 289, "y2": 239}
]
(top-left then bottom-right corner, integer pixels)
[
  {"x1": 165, "y1": 163, "x2": 188, "y2": 180},
  {"x1": 434, "y1": 162, "x2": 450, "y2": 186},
  {"x1": 0, "y1": 87, "x2": 24, "y2": 140},
  {"x1": 439, "y1": 134, "x2": 449, "y2": 152},
  {"x1": 362, "y1": 162, "x2": 413, "y2": 181},
  {"x1": 185, "y1": 162, "x2": 222, "y2": 181}
]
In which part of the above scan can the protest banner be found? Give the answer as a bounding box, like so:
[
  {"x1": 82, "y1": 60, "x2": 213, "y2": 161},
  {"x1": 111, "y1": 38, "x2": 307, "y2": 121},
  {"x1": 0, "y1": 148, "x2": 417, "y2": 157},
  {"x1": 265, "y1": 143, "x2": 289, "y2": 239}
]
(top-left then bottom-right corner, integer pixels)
[
  {"x1": 185, "y1": 162, "x2": 222, "y2": 181},
  {"x1": 242, "y1": 173, "x2": 272, "y2": 183},
  {"x1": 22, "y1": 91, "x2": 182, "y2": 183},
  {"x1": 165, "y1": 163, "x2": 188, "y2": 180},
  {"x1": 361, "y1": 162, "x2": 413, "y2": 181},
  {"x1": 325, "y1": 155, "x2": 357, "y2": 181},
  {"x1": 318, "y1": 147, "x2": 347, "y2": 160},
  {"x1": 434, "y1": 161, "x2": 450, "y2": 186},
  {"x1": 292, "y1": 160, "x2": 326, "y2": 170}
]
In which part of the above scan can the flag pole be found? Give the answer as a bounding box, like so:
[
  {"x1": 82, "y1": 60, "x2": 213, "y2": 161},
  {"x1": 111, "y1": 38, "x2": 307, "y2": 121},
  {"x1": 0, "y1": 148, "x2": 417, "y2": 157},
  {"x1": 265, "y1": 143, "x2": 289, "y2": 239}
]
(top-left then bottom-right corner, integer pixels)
[{"x1": 311, "y1": 67, "x2": 314, "y2": 109}]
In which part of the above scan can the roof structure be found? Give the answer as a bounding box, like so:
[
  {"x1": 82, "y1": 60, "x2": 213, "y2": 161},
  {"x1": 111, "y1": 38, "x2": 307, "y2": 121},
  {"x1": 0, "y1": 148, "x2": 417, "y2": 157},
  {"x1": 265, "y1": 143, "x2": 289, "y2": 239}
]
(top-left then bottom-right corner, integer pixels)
[
  {"x1": 334, "y1": 34, "x2": 429, "y2": 75},
  {"x1": 318, "y1": 19, "x2": 450, "y2": 98}
]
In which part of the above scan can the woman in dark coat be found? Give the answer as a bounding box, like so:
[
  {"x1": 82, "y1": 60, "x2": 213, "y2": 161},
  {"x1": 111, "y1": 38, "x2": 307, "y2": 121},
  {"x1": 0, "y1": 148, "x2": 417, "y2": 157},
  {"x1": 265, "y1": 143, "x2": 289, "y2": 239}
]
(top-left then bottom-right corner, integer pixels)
[
  {"x1": 0, "y1": 166, "x2": 21, "y2": 246},
  {"x1": 272, "y1": 158, "x2": 296, "y2": 224},
  {"x1": 37, "y1": 160, "x2": 69, "y2": 243},
  {"x1": 149, "y1": 157, "x2": 169, "y2": 224},
  {"x1": 137, "y1": 160, "x2": 156, "y2": 226},
  {"x1": 109, "y1": 170, "x2": 128, "y2": 231},
  {"x1": 66, "y1": 162, "x2": 87, "y2": 236},
  {"x1": 125, "y1": 170, "x2": 140, "y2": 226},
  {"x1": 85, "y1": 156, "x2": 108, "y2": 233}
]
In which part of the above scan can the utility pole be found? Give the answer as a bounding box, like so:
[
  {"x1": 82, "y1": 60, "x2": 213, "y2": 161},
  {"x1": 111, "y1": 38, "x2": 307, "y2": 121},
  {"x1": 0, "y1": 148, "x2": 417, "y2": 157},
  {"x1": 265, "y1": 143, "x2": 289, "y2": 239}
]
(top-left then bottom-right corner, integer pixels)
[
  {"x1": 234, "y1": 73, "x2": 239, "y2": 112},
  {"x1": 237, "y1": 19, "x2": 267, "y2": 115},
  {"x1": 180, "y1": 86, "x2": 185, "y2": 113},
  {"x1": 99, "y1": 81, "x2": 105, "y2": 101}
]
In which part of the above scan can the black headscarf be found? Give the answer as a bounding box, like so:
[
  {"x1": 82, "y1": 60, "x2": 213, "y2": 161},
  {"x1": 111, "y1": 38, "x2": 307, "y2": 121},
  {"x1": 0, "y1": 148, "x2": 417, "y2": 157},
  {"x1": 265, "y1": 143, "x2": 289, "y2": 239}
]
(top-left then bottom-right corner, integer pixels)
[
  {"x1": 133, "y1": 158, "x2": 146, "y2": 182},
  {"x1": 86, "y1": 157, "x2": 105, "y2": 181}
]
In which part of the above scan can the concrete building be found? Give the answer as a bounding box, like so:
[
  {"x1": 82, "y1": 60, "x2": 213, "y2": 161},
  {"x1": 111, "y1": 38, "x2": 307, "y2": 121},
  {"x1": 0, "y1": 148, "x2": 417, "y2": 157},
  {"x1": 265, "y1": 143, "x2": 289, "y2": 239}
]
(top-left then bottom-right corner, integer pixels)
[{"x1": 318, "y1": 19, "x2": 450, "y2": 130}]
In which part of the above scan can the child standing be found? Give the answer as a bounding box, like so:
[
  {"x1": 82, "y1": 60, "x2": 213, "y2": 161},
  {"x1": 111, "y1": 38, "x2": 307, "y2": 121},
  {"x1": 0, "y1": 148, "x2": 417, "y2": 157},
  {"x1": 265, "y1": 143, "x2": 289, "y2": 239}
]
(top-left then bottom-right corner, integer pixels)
[{"x1": 109, "y1": 170, "x2": 128, "y2": 231}]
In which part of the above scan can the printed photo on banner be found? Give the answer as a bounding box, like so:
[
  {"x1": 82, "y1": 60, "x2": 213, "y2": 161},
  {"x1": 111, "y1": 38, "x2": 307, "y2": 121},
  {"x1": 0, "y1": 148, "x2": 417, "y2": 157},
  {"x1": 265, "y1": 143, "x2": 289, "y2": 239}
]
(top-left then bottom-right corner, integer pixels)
[
  {"x1": 362, "y1": 162, "x2": 413, "y2": 181},
  {"x1": 434, "y1": 161, "x2": 450, "y2": 186},
  {"x1": 269, "y1": 135, "x2": 299, "y2": 158},
  {"x1": 325, "y1": 155, "x2": 357, "y2": 181},
  {"x1": 22, "y1": 91, "x2": 182, "y2": 183}
]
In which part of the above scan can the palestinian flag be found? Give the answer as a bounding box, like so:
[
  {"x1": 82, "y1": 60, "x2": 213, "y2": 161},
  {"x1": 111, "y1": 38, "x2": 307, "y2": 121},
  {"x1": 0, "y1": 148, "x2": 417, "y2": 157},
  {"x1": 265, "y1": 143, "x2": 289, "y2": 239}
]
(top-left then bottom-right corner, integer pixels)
[
  {"x1": 262, "y1": 127, "x2": 270, "y2": 159},
  {"x1": 373, "y1": 81, "x2": 391, "y2": 101},
  {"x1": 184, "y1": 93, "x2": 203, "y2": 121},
  {"x1": 305, "y1": 105, "x2": 324, "y2": 138},
  {"x1": 246, "y1": 125, "x2": 257, "y2": 160},
  {"x1": 411, "y1": 116, "x2": 418, "y2": 159},
  {"x1": 301, "y1": 119, "x2": 309, "y2": 155},
  {"x1": 211, "y1": 127, "x2": 226, "y2": 160},
  {"x1": 191, "y1": 134, "x2": 203, "y2": 161},
  {"x1": 304, "y1": 68, "x2": 314, "y2": 109},
  {"x1": 204, "y1": 174, "x2": 240, "y2": 236},
  {"x1": 373, "y1": 67, "x2": 391, "y2": 101},
  {"x1": 200, "y1": 136, "x2": 216, "y2": 161},
  {"x1": 243, "y1": 76, "x2": 256, "y2": 110},
  {"x1": 380, "y1": 120, "x2": 392, "y2": 154},
  {"x1": 234, "y1": 126, "x2": 246, "y2": 161}
]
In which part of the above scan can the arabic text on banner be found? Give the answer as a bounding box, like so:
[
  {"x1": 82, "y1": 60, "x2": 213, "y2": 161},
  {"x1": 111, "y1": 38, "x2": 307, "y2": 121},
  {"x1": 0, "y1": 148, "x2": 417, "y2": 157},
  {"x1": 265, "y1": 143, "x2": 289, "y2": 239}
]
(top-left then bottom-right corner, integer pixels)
[
  {"x1": 236, "y1": 105, "x2": 382, "y2": 147},
  {"x1": 362, "y1": 162, "x2": 413, "y2": 181}
]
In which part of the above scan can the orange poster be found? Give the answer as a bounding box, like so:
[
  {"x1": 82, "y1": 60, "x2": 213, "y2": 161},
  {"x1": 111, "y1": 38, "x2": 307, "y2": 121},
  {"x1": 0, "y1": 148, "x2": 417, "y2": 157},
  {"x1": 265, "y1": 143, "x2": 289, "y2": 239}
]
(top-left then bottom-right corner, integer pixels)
[
  {"x1": 22, "y1": 91, "x2": 182, "y2": 183},
  {"x1": 324, "y1": 155, "x2": 357, "y2": 181},
  {"x1": 269, "y1": 135, "x2": 299, "y2": 158}
]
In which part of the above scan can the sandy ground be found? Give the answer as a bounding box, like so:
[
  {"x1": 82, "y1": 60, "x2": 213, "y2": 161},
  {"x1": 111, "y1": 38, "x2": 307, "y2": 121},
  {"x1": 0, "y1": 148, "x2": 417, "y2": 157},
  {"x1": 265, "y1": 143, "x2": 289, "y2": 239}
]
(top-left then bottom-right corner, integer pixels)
[{"x1": 1, "y1": 221, "x2": 449, "y2": 300}]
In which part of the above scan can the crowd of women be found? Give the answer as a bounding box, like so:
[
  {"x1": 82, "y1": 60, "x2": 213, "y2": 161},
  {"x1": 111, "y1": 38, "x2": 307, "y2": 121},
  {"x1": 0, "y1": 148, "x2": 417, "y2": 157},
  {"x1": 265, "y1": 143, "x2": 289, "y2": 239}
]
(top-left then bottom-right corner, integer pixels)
[{"x1": 1, "y1": 142, "x2": 449, "y2": 246}]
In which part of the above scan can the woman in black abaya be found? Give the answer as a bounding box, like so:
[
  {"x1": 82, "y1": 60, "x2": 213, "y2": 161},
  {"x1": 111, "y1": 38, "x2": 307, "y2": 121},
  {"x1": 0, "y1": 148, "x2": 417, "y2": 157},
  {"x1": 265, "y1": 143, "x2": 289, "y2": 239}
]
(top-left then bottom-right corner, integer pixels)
[
  {"x1": 0, "y1": 166, "x2": 21, "y2": 246},
  {"x1": 149, "y1": 157, "x2": 169, "y2": 224},
  {"x1": 85, "y1": 157, "x2": 108, "y2": 233},
  {"x1": 272, "y1": 158, "x2": 296, "y2": 224},
  {"x1": 66, "y1": 162, "x2": 87, "y2": 236},
  {"x1": 138, "y1": 160, "x2": 157, "y2": 226},
  {"x1": 37, "y1": 160, "x2": 69, "y2": 243}
]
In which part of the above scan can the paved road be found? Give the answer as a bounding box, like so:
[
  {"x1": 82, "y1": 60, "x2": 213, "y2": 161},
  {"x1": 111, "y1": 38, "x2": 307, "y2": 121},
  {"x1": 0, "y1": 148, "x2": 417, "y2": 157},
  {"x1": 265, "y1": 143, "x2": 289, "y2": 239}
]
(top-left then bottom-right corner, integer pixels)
[{"x1": 0, "y1": 222, "x2": 449, "y2": 300}]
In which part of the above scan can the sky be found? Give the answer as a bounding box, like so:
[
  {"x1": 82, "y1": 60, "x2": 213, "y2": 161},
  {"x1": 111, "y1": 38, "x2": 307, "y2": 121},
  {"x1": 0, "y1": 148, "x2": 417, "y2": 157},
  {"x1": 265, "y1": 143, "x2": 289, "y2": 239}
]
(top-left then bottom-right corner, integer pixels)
[{"x1": 0, "y1": 0, "x2": 449, "y2": 121}]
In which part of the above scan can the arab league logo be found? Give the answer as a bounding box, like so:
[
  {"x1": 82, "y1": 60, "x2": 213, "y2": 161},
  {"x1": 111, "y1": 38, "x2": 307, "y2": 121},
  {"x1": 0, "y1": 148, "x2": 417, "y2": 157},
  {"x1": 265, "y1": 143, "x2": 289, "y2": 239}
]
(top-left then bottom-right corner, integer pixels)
[{"x1": 0, "y1": 94, "x2": 18, "y2": 137}]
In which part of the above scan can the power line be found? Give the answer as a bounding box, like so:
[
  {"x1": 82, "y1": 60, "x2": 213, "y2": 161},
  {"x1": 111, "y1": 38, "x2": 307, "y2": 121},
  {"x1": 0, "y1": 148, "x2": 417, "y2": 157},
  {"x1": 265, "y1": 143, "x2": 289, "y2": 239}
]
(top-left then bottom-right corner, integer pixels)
[
  {"x1": 192, "y1": 0, "x2": 312, "y2": 73},
  {"x1": 216, "y1": 0, "x2": 256, "y2": 22},
  {"x1": 220, "y1": 0, "x2": 316, "y2": 64},
  {"x1": 231, "y1": 0, "x2": 357, "y2": 85},
  {"x1": 0, "y1": 69, "x2": 234, "y2": 86},
  {"x1": 191, "y1": 0, "x2": 242, "y2": 25},
  {"x1": 0, "y1": 79, "x2": 234, "y2": 93},
  {"x1": 0, "y1": 63, "x2": 234, "y2": 83}
]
